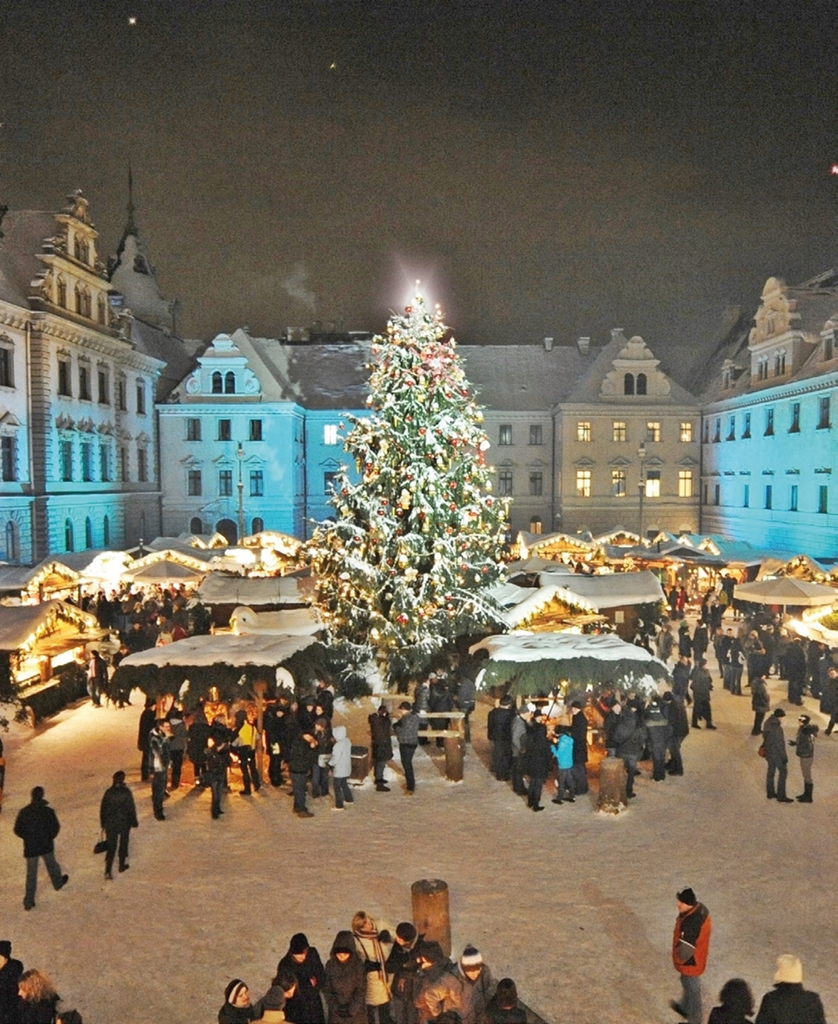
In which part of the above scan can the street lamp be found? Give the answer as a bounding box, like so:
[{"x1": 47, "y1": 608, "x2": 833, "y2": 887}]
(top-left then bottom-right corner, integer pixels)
[
  {"x1": 236, "y1": 442, "x2": 245, "y2": 544},
  {"x1": 637, "y1": 441, "x2": 647, "y2": 542}
]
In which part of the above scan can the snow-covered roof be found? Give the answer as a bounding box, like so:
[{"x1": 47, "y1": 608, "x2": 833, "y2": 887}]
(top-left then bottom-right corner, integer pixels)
[
  {"x1": 0, "y1": 600, "x2": 98, "y2": 651},
  {"x1": 117, "y1": 632, "x2": 314, "y2": 668},
  {"x1": 471, "y1": 630, "x2": 666, "y2": 667},
  {"x1": 501, "y1": 584, "x2": 598, "y2": 627},
  {"x1": 0, "y1": 559, "x2": 81, "y2": 594},
  {"x1": 537, "y1": 569, "x2": 665, "y2": 609},
  {"x1": 195, "y1": 574, "x2": 309, "y2": 607},
  {"x1": 229, "y1": 606, "x2": 321, "y2": 636}
]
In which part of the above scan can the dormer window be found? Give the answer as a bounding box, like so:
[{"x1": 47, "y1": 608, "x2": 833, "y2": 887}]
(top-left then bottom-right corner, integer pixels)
[
  {"x1": 722, "y1": 367, "x2": 732, "y2": 389},
  {"x1": 75, "y1": 284, "x2": 91, "y2": 318},
  {"x1": 212, "y1": 371, "x2": 223, "y2": 394},
  {"x1": 636, "y1": 373, "x2": 647, "y2": 395},
  {"x1": 825, "y1": 335, "x2": 834, "y2": 361},
  {"x1": 224, "y1": 371, "x2": 236, "y2": 394},
  {"x1": 774, "y1": 350, "x2": 786, "y2": 376},
  {"x1": 757, "y1": 357, "x2": 769, "y2": 381},
  {"x1": 623, "y1": 373, "x2": 635, "y2": 395},
  {"x1": 57, "y1": 277, "x2": 67, "y2": 308}
]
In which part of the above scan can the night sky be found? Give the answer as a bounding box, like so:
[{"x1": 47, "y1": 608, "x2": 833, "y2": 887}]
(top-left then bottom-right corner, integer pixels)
[{"x1": 2, "y1": 0, "x2": 837, "y2": 369}]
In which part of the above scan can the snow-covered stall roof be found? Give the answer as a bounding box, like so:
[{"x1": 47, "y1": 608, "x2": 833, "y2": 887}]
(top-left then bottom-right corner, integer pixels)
[
  {"x1": 537, "y1": 569, "x2": 665, "y2": 610},
  {"x1": 500, "y1": 584, "x2": 598, "y2": 628},
  {"x1": 117, "y1": 632, "x2": 314, "y2": 669},
  {"x1": 0, "y1": 559, "x2": 81, "y2": 596},
  {"x1": 0, "y1": 600, "x2": 99, "y2": 651},
  {"x1": 195, "y1": 574, "x2": 310, "y2": 607},
  {"x1": 229, "y1": 606, "x2": 321, "y2": 636},
  {"x1": 122, "y1": 558, "x2": 207, "y2": 585},
  {"x1": 470, "y1": 630, "x2": 669, "y2": 695}
]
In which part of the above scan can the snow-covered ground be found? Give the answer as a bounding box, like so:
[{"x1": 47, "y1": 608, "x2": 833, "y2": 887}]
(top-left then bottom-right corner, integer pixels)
[{"x1": 0, "y1": 658, "x2": 836, "y2": 1024}]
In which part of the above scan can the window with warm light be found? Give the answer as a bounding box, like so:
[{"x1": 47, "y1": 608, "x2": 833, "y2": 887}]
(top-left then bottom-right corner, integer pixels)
[
  {"x1": 645, "y1": 470, "x2": 661, "y2": 498},
  {"x1": 612, "y1": 469, "x2": 627, "y2": 497},
  {"x1": 577, "y1": 421, "x2": 592, "y2": 442},
  {"x1": 324, "y1": 424, "x2": 339, "y2": 445},
  {"x1": 679, "y1": 422, "x2": 692, "y2": 442},
  {"x1": 576, "y1": 469, "x2": 591, "y2": 497},
  {"x1": 647, "y1": 421, "x2": 661, "y2": 442},
  {"x1": 529, "y1": 517, "x2": 542, "y2": 534},
  {"x1": 613, "y1": 420, "x2": 627, "y2": 442},
  {"x1": 678, "y1": 470, "x2": 693, "y2": 497}
]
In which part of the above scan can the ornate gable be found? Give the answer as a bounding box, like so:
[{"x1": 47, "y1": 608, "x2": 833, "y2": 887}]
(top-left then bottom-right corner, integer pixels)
[{"x1": 600, "y1": 336, "x2": 671, "y2": 398}]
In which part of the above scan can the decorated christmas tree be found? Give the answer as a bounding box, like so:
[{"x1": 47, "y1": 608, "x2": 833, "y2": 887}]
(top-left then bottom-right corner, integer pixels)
[{"x1": 306, "y1": 291, "x2": 509, "y2": 686}]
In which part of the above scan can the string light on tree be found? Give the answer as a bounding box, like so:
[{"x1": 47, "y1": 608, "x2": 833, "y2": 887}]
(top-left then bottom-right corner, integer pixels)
[{"x1": 306, "y1": 290, "x2": 509, "y2": 687}]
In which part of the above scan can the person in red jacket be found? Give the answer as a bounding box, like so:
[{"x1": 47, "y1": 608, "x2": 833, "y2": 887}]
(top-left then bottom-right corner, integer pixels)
[{"x1": 671, "y1": 886, "x2": 712, "y2": 1024}]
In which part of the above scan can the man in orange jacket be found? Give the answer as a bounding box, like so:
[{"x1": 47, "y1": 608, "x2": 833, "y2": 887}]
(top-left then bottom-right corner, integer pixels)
[{"x1": 671, "y1": 886, "x2": 711, "y2": 1024}]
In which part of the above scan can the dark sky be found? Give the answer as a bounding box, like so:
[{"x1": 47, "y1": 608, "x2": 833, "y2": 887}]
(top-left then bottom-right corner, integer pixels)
[{"x1": 2, "y1": 0, "x2": 838, "y2": 370}]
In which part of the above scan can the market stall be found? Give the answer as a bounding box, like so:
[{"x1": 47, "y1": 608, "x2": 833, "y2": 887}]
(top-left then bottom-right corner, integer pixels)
[{"x1": 734, "y1": 577, "x2": 838, "y2": 615}]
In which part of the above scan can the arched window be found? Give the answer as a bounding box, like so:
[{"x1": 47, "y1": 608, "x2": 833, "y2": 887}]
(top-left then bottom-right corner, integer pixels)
[
  {"x1": 65, "y1": 518, "x2": 74, "y2": 552},
  {"x1": 251, "y1": 517, "x2": 264, "y2": 534},
  {"x1": 624, "y1": 373, "x2": 635, "y2": 395},
  {"x1": 636, "y1": 373, "x2": 647, "y2": 395},
  {"x1": 211, "y1": 372, "x2": 223, "y2": 394},
  {"x1": 190, "y1": 516, "x2": 204, "y2": 535},
  {"x1": 5, "y1": 520, "x2": 18, "y2": 562},
  {"x1": 103, "y1": 515, "x2": 110, "y2": 546},
  {"x1": 224, "y1": 371, "x2": 236, "y2": 394},
  {"x1": 57, "y1": 277, "x2": 67, "y2": 307},
  {"x1": 97, "y1": 294, "x2": 107, "y2": 324},
  {"x1": 85, "y1": 516, "x2": 93, "y2": 549},
  {"x1": 75, "y1": 285, "x2": 84, "y2": 315}
]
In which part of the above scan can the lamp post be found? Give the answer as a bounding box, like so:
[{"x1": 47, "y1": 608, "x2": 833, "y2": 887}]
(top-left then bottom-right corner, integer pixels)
[
  {"x1": 637, "y1": 441, "x2": 647, "y2": 542},
  {"x1": 236, "y1": 442, "x2": 245, "y2": 544}
]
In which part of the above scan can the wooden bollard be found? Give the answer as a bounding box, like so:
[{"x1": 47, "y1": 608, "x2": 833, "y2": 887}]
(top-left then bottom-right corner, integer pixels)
[
  {"x1": 443, "y1": 735, "x2": 464, "y2": 782},
  {"x1": 411, "y1": 879, "x2": 451, "y2": 957},
  {"x1": 598, "y1": 754, "x2": 627, "y2": 813}
]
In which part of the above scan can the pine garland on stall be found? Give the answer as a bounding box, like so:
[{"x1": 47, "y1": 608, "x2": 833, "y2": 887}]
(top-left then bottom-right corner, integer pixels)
[{"x1": 306, "y1": 292, "x2": 509, "y2": 686}]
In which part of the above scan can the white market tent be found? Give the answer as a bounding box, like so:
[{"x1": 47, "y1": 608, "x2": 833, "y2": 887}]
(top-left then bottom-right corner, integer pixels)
[
  {"x1": 735, "y1": 577, "x2": 838, "y2": 610},
  {"x1": 537, "y1": 569, "x2": 666, "y2": 610},
  {"x1": 229, "y1": 606, "x2": 321, "y2": 636}
]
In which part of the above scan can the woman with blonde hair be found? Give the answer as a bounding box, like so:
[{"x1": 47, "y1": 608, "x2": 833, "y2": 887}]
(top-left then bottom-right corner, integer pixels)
[
  {"x1": 351, "y1": 911, "x2": 392, "y2": 1024},
  {"x1": 17, "y1": 969, "x2": 60, "y2": 1023}
]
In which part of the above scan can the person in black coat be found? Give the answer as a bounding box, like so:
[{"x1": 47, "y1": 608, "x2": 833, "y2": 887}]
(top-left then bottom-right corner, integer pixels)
[
  {"x1": 274, "y1": 933, "x2": 326, "y2": 1024},
  {"x1": 487, "y1": 696, "x2": 515, "y2": 781},
  {"x1": 0, "y1": 940, "x2": 24, "y2": 1024},
  {"x1": 754, "y1": 954, "x2": 826, "y2": 1024},
  {"x1": 99, "y1": 770, "x2": 139, "y2": 879},
  {"x1": 369, "y1": 704, "x2": 394, "y2": 792},
  {"x1": 569, "y1": 701, "x2": 589, "y2": 794},
  {"x1": 137, "y1": 699, "x2": 157, "y2": 781},
  {"x1": 523, "y1": 711, "x2": 553, "y2": 811},
  {"x1": 708, "y1": 977, "x2": 754, "y2": 1024},
  {"x1": 13, "y1": 786, "x2": 68, "y2": 911},
  {"x1": 784, "y1": 638, "x2": 807, "y2": 706},
  {"x1": 286, "y1": 714, "x2": 317, "y2": 817}
]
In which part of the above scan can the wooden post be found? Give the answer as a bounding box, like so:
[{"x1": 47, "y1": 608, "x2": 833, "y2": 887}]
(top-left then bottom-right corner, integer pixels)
[
  {"x1": 598, "y1": 753, "x2": 627, "y2": 813},
  {"x1": 443, "y1": 735, "x2": 464, "y2": 782},
  {"x1": 411, "y1": 878, "x2": 451, "y2": 956}
]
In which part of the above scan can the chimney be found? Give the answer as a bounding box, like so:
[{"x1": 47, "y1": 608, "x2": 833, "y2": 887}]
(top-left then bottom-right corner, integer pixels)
[
  {"x1": 543, "y1": 336, "x2": 554, "y2": 352},
  {"x1": 577, "y1": 336, "x2": 591, "y2": 355}
]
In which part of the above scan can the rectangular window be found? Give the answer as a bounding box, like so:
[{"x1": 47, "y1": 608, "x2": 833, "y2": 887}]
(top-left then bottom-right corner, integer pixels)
[
  {"x1": 81, "y1": 441, "x2": 93, "y2": 482},
  {"x1": 576, "y1": 421, "x2": 592, "y2": 442},
  {"x1": 764, "y1": 484, "x2": 772, "y2": 509},
  {"x1": 218, "y1": 469, "x2": 232, "y2": 496},
  {"x1": 499, "y1": 424, "x2": 512, "y2": 446},
  {"x1": 790, "y1": 484, "x2": 798, "y2": 511},
  {"x1": 99, "y1": 444, "x2": 111, "y2": 482},
  {"x1": 98, "y1": 369, "x2": 109, "y2": 405},
  {"x1": 765, "y1": 408, "x2": 774, "y2": 436},
  {"x1": 818, "y1": 395, "x2": 831, "y2": 429},
  {"x1": 58, "y1": 359, "x2": 71, "y2": 397},
  {"x1": 645, "y1": 470, "x2": 661, "y2": 498},
  {"x1": 118, "y1": 447, "x2": 128, "y2": 482},
  {"x1": 249, "y1": 419, "x2": 263, "y2": 441},
  {"x1": 137, "y1": 448, "x2": 148, "y2": 482},
  {"x1": 612, "y1": 469, "x2": 627, "y2": 497},
  {"x1": 612, "y1": 421, "x2": 626, "y2": 442},
  {"x1": 714, "y1": 483, "x2": 720, "y2": 505},
  {"x1": 324, "y1": 424, "x2": 339, "y2": 445},
  {"x1": 187, "y1": 470, "x2": 202, "y2": 496},
  {"x1": 324, "y1": 471, "x2": 338, "y2": 492},
  {"x1": 528, "y1": 471, "x2": 543, "y2": 496},
  {"x1": 678, "y1": 470, "x2": 693, "y2": 498},
  {"x1": 218, "y1": 419, "x2": 232, "y2": 441},
  {"x1": 713, "y1": 418, "x2": 721, "y2": 442},
  {"x1": 790, "y1": 403, "x2": 800, "y2": 432},
  {"x1": 679, "y1": 422, "x2": 693, "y2": 443},
  {"x1": 818, "y1": 485, "x2": 829, "y2": 514},
  {"x1": 116, "y1": 378, "x2": 126, "y2": 411},
  {"x1": 701, "y1": 420, "x2": 709, "y2": 444},
  {"x1": 529, "y1": 424, "x2": 543, "y2": 446},
  {"x1": 646, "y1": 421, "x2": 661, "y2": 443},
  {"x1": 78, "y1": 365, "x2": 91, "y2": 401},
  {"x1": 136, "y1": 380, "x2": 146, "y2": 415},
  {"x1": 702, "y1": 482, "x2": 709, "y2": 505},
  {"x1": 250, "y1": 470, "x2": 264, "y2": 496},
  {"x1": 825, "y1": 336, "x2": 834, "y2": 361},
  {"x1": 742, "y1": 412, "x2": 751, "y2": 438},
  {"x1": 0, "y1": 436, "x2": 15, "y2": 481},
  {"x1": 743, "y1": 484, "x2": 750, "y2": 508},
  {"x1": 186, "y1": 418, "x2": 202, "y2": 441},
  {"x1": 726, "y1": 415, "x2": 735, "y2": 441},
  {"x1": 0, "y1": 347, "x2": 13, "y2": 388},
  {"x1": 576, "y1": 469, "x2": 591, "y2": 498},
  {"x1": 498, "y1": 469, "x2": 514, "y2": 496}
]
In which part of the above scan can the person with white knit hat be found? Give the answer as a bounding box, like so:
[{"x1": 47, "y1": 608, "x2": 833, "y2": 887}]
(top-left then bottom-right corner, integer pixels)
[
  {"x1": 415, "y1": 944, "x2": 496, "y2": 1024},
  {"x1": 754, "y1": 954, "x2": 826, "y2": 1023}
]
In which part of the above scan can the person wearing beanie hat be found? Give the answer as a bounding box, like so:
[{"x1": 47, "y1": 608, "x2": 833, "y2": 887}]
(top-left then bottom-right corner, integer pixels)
[
  {"x1": 487, "y1": 696, "x2": 515, "y2": 783},
  {"x1": 671, "y1": 888, "x2": 712, "y2": 1024},
  {"x1": 0, "y1": 939, "x2": 24, "y2": 1024},
  {"x1": 13, "y1": 785, "x2": 69, "y2": 911},
  {"x1": 393, "y1": 700, "x2": 421, "y2": 794},
  {"x1": 762, "y1": 706, "x2": 793, "y2": 802},
  {"x1": 790, "y1": 714, "x2": 820, "y2": 804},
  {"x1": 754, "y1": 954, "x2": 826, "y2": 1023},
  {"x1": 276, "y1": 932, "x2": 325, "y2": 1023},
  {"x1": 416, "y1": 944, "x2": 496, "y2": 1024},
  {"x1": 324, "y1": 930, "x2": 365, "y2": 1024},
  {"x1": 99, "y1": 768, "x2": 139, "y2": 880},
  {"x1": 218, "y1": 979, "x2": 257, "y2": 1024}
]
